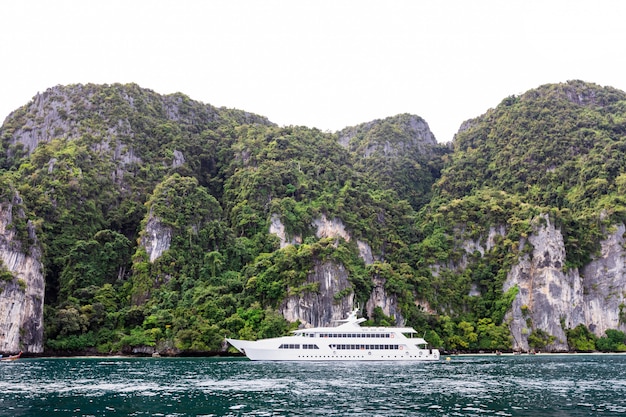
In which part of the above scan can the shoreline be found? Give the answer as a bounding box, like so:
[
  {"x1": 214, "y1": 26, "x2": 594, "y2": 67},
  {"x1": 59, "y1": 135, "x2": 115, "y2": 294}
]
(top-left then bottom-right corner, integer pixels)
[
  {"x1": 6, "y1": 350, "x2": 238, "y2": 359},
  {"x1": 11, "y1": 350, "x2": 626, "y2": 359}
]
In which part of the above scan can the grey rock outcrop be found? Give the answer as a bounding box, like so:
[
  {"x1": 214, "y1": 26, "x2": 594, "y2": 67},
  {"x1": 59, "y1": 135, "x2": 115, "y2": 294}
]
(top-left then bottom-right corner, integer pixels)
[
  {"x1": 0, "y1": 193, "x2": 45, "y2": 353},
  {"x1": 504, "y1": 216, "x2": 584, "y2": 351},
  {"x1": 581, "y1": 223, "x2": 626, "y2": 336},
  {"x1": 461, "y1": 225, "x2": 507, "y2": 258},
  {"x1": 269, "y1": 214, "x2": 302, "y2": 248},
  {"x1": 313, "y1": 214, "x2": 351, "y2": 242},
  {"x1": 366, "y1": 275, "x2": 404, "y2": 326},
  {"x1": 4, "y1": 88, "x2": 77, "y2": 154},
  {"x1": 280, "y1": 261, "x2": 354, "y2": 328},
  {"x1": 140, "y1": 210, "x2": 172, "y2": 263},
  {"x1": 504, "y1": 215, "x2": 626, "y2": 351},
  {"x1": 337, "y1": 114, "x2": 437, "y2": 156},
  {"x1": 274, "y1": 213, "x2": 402, "y2": 327}
]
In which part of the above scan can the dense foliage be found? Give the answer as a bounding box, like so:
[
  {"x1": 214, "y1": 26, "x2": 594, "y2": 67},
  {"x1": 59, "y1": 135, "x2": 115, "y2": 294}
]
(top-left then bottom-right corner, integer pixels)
[
  {"x1": 437, "y1": 81, "x2": 626, "y2": 269},
  {"x1": 337, "y1": 113, "x2": 447, "y2": 210},
  {"x1": 2, "y1": 80, "x2": 626, "y2": 355},
  {"x1": 418, "y1": 80, "x2": 626, "y2": 351}
]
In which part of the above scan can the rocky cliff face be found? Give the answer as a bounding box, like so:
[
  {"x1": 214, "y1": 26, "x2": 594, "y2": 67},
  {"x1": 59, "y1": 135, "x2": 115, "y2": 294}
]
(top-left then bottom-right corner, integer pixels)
[
  {"x1": 276, "y1": 205, "x2": 626, "y2": 349},
  {"x1": 337, "y1": 114, "x2": 438, "y2": 155},
  {"x1": 269, "y1": 214, "x2": 302, "y2": 248},
  {"x1": 140, "y1": 210, "x2": 172, "y2": 263},
  {"x1": 0, "y1": 193, "x2": 45, "y2": 353},
  {"x1": 365, "y1": 275, "x2": 403, "y2": 326},
  {"x1": 2, "y1": 84, "x2": 220, "y2": 156},
  {"x1": 280, "y1": 261, "x2": 354, "y2": 327},
  {"x1": 503, "y1": 215, "x2": 626, "y2": 351},
  {"x1": 1, "y1": 84, "x2": 272, "y2": 187},
  {"x1": 581, "y1": 223, "x2": 626, "y2": 336},
  {"x1": 279, "y1": 258, "x2": 405, "y2": 328},
  {"x1": 273, "y1": 214, "x2": 401, "y2": 327}
]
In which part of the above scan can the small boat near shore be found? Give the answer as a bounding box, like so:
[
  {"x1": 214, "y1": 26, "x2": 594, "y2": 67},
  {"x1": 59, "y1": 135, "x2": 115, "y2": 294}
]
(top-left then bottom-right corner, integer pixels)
[
  {"x1": 227, "y1": 309, "x2": 440, "y2": 361},
  {"x1": 0, "y1": 351, "x2": 22, "y2": 362}
]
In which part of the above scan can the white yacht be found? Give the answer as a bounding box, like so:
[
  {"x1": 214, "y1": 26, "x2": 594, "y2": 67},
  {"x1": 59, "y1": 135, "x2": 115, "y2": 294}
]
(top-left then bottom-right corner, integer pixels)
[{"x1": 226, "y1": 309, "x2": 440, "y2": 361}]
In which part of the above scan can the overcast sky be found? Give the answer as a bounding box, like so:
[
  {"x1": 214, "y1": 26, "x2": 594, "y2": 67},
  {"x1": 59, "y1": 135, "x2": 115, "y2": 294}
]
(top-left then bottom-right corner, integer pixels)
[{"x1": 2, "y1": 0, "x2": 626, "y2": 143}]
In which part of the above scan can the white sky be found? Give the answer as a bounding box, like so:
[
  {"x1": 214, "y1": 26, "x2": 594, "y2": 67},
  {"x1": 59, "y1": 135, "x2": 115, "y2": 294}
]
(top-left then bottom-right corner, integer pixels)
[{"x1": 2, "y1": 0, "x2": 626, "y2": 143}]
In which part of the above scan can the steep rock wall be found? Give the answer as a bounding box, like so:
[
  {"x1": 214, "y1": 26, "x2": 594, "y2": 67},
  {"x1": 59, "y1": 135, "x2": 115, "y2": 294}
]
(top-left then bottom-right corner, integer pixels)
[
  {"x1": 4, "y1": 88, "x2": 78, "y2": 154},
  {"x1": 313, "y1": 214, "x2": 351, "y2": 242},
  {"x1": 0, "y1": 195, "x2": 45, "y2": 353},
  {"x1": 269, "y1": 214, "x2": 302, "y2": 248},
  {"x1": 269, "y1": 214, "x2": 378, "y2": 265},
  {"x1": 2, "y1": 84, "x2": 268, "y2": 160},
  {"x1": 461, "y1": 225, "x2": 507, "y2": 259},
  {"x1": 502, "y1": 216, "x2": 626, "y2": 351},
  {"x1": 280, "y1": 261, "x2": 354, "y2": 327},
  {"x1": 504, "y1": 215, "x2": 584, "y2": 351},
  {"x1": 140, "y1": 210, "x2": 172, "y2": 263},
  {"x1": 581, "y1": 223, "x2": 626, "y2": 335},
  {"x1": 273, "y1": 214, "x2": 401, "y2": 326},
  {"x1": 366, "y1": 276, "x2": 404, "y2": 326}
]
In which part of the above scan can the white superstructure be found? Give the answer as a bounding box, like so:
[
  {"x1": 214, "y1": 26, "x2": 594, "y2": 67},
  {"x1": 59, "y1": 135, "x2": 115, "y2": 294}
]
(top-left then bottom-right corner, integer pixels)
[{"x1": 226, "y1": 309, "x2": 440, "y2": 361}]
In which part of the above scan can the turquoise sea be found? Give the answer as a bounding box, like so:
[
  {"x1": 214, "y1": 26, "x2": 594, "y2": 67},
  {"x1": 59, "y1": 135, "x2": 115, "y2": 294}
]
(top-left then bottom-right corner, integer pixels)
[{"x1": 0, "y1": 354, "x2": 625, "y2": 416}]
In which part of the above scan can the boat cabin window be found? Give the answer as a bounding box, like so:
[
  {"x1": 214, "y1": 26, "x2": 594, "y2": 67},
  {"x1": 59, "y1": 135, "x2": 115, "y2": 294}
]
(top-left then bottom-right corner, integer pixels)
[
  {"x1": 318, "y1": 333, "x2": 391, "y2": 338},
  {"x1": 278, "y1": 344, "x2": 300, "y2": 349},
  {"x1": 280, "y1": 343, "x2": 318, "y2": 349},
  {"x1": 330, "y1": 344, "x2": 399, "y2": 350}
]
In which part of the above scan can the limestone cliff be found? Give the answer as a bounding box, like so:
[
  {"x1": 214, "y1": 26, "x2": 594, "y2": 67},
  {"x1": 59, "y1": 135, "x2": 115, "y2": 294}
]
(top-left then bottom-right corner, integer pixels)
[
  {"x1": 581, "y1": 223, "x2": 626, "y2": 336},
  {"x1": 273, "y1": 213, "x2": 402, "y2": 326},
  {"x1": 313, "y1": 214, "x2": 351, "y2": 242},
  {"x1": 280, "y1": 261, "x2": 354, "y2": 328},
  {"x1": 336, "y1": 113, "x2": 446, "y2": 210},
  {"x1": 365, "y1": 275, "x2": 403, "y2": 326},
  {"x1": 337, "y1": 113, "x2": 437, "y2": 156},
  {"x1": 503, "y1": 216, "x2": 626, "y2": 351},
  {"x1": 269, "y1": 214, "x2": 302, "y2": 248},
  {"x1": 1, "y1": 83, "x2": 272, "y2": 187},
  {"x1": 5, "y1": 80, "x2": 624, "y2": 355},
  {"x1": 140, "y1": 209, "x2": 172, "y2": 263},
  {"x1": 504, "y1": 216, "x2": 584, "y2": 351},
  {"x1": 0, "y1": 192, "x2": 44, "y2": 353},
  {"x1": 2, "y1": 84, "x2": 226, "y2": 157}
]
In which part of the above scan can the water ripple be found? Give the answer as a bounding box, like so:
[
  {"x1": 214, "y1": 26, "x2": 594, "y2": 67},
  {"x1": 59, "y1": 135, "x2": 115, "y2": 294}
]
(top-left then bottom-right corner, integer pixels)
[{"x1": 1, "y1": 355, "x2": 626, "y2": 416}]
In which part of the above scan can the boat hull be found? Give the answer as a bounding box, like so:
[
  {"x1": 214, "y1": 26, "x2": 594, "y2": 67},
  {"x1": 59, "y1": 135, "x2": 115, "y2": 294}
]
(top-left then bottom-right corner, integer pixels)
[
  {"x1": 227, "y1": 338, "x2": 440, "y2": 361},
  {"x1": 0, "y1": 351, "x2": 22, "y2": 361},
  {"x1": 226, "y1": 308, "x2": 440, "y2": 362}
]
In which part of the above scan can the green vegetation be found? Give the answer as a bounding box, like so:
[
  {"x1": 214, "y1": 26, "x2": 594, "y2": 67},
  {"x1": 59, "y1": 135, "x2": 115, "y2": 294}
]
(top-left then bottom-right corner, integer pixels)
[
  {"x1": 596, "y1": 329, "x2": 626, "y2": 352},
  {"x1": 566, "y1": 324, "x2": 597, "y2": 352},
  {"x1": 2, "y1": 80, "x2": 626, "y2": 355}
]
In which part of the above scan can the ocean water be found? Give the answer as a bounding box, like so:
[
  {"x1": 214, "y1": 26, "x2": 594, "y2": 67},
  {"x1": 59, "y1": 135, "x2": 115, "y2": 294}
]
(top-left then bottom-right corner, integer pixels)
[{"x1": 0, "y1": 354, "x2": 625, "y2": 416}]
